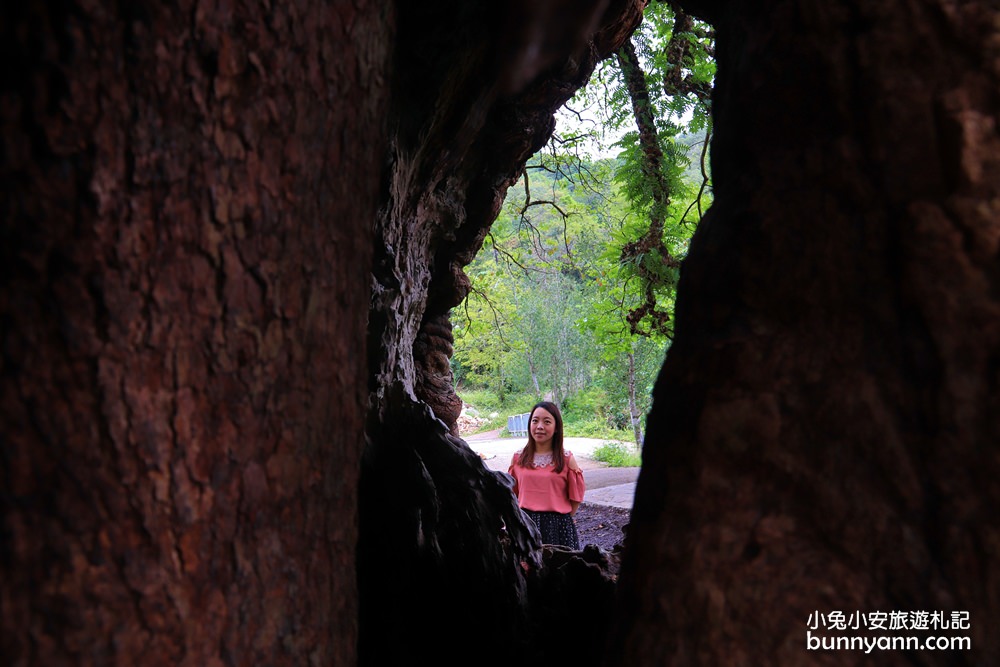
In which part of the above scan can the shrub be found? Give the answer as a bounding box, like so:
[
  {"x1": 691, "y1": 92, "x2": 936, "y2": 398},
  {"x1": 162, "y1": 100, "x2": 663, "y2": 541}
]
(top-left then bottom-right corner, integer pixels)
[
  {"x1": 590, "y1": 441, "x2": 642, "y2": 468},
  {"x1": 563, "y1": 418, "x2": 632, "y2": 441},
  {"x1": 456, "y1": 389, "x2": 502, "y2": 413},
  {"x1": 561, "y1": 387, "x2": 610, "y2": 423}
]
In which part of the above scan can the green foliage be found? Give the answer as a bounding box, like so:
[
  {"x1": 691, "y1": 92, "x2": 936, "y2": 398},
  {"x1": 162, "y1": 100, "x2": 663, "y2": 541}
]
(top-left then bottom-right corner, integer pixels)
[
  {"x1": 567, "y1": 3, "x2": 714, "y2": 337},
  {"x1": 590, "y1": 441, "x2": 643, "y2": 468},
  {"x1": 455, "y1": 389, "x2": 537, "y2": 432},
  {"x1": 563, "y1": 420, "x2": 631, "y2": 441},
  {"x1": 561, "y1": 386, "x2": 610, "y2": 424},
  {"x1": 452, "y1": 4, "x2": 715, "y2": 443}
]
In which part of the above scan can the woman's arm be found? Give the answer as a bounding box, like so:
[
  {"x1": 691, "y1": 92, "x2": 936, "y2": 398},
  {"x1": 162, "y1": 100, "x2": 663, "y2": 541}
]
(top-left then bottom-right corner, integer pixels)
[
  {"x1": 567, "y1": 453, "x2": 583, "y2": 514},
  {"x1": 509, "y1": 452, "x2": 520, "y2": 496}
]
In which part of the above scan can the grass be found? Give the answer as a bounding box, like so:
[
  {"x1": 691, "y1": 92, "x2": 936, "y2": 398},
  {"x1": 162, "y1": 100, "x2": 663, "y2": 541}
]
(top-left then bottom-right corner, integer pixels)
[{"x1": 590, "y1": 441, "x2": 642, "y2": 467}]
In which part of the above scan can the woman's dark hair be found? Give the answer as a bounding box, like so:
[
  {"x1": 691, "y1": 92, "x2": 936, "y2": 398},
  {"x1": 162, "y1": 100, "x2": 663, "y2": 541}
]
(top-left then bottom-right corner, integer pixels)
[{"x1": 518, "y1": 401, "x2": 566, "y2": 472}]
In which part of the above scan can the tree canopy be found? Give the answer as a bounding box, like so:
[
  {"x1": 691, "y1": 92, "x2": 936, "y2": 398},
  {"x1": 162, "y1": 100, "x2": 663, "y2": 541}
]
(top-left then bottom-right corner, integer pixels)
[{"x1": 452, "y1": 4, "x2": 715, "y2": 443}]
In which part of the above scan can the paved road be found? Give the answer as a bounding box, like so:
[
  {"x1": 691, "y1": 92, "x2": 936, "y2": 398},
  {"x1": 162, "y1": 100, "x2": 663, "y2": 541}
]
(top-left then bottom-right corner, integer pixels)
[{"x1": 466, "y1": 435, "x2": 639, "y2": 509}]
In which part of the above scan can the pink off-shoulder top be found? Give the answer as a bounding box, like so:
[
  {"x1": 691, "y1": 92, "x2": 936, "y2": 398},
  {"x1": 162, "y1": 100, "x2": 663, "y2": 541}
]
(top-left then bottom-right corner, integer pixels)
[{"x1": 508, "y1": 450, "x2": 586, "y2": 514}]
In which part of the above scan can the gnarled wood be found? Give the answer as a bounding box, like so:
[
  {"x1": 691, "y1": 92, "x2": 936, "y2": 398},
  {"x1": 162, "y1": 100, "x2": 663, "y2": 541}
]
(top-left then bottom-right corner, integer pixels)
[{"x1": 361, "y1": 2, "x2": 645, "y2": 665}]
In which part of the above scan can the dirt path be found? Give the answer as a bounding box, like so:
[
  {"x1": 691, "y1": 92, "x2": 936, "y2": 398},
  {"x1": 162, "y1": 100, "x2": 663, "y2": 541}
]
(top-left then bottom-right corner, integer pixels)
[
  {"x1": 464, "y1": 428, "x2": 502, "y2": 441},
  {"x1": 575, "y1": 503, "x2": 630, "y2": 552}
]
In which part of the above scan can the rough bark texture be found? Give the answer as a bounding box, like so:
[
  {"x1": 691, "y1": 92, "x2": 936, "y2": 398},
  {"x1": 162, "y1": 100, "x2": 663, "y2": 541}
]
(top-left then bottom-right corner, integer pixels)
[
  {"x1": 5, "y1": 0, "x2": 999, "y2": 666},
  {"x1": 610, "y1": 1, "x2": 1000, "y2": 665},
  {"x1": 370, "y1": 0, "x2": 644, "y2": 428},
  {"x1": 1, "y1": 1, "x2": 389, "y2": 665}
]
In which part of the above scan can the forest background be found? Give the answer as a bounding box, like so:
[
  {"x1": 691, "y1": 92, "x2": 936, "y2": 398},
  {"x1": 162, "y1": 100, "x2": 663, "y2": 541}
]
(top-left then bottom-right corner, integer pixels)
[{"x1": 451, "y1": 3, "x2": 715, "y2": 448}]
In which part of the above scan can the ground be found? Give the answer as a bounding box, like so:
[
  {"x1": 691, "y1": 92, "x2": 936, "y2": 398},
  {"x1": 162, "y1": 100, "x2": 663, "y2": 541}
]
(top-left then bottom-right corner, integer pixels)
[{"x1": 575, "y1": 502, "x2": 631, "y2": 552}]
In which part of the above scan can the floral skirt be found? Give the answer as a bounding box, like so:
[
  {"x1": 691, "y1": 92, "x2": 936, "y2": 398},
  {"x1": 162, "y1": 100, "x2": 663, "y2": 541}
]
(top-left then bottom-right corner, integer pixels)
[{"x1": 523, "y1": 509, "x2": 580, "y2": 550}]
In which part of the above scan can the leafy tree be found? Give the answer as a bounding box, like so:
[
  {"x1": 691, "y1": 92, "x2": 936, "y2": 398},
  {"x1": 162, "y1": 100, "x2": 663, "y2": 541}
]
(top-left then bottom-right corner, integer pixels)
[
  {"x1": 577, "y1": 1, "x2": 714, "y2": 338},
  {"x1": 454, "y1": 170, "x2": 600, "y2": 408},
  {"x1": 453, "y1": 3, "x2": 716, "y2": 445}
]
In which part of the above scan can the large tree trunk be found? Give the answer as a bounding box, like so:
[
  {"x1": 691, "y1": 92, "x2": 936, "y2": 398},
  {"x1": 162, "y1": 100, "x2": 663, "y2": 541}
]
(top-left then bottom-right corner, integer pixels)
[
  {"x1": 1, "y1": 2, "x2": 390, "y2": 664},
  {"x1": 7, "y1": 1, "x2": 998, "y2": 666},
  {"x1": 610, "y1": 1, "x2": 1000, "y2": 664}
]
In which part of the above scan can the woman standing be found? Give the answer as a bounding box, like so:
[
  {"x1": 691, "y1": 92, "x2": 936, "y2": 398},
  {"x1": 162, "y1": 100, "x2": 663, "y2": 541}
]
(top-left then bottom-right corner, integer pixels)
[{"x1": 508, "y1": 401, "x2": 585, "y2": 549}]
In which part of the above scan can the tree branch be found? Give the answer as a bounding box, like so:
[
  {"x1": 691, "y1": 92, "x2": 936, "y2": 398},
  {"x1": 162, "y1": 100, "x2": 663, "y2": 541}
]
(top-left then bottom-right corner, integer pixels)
[{"x1": 616, "y1": 36, "x2": 680, "y2": 337}]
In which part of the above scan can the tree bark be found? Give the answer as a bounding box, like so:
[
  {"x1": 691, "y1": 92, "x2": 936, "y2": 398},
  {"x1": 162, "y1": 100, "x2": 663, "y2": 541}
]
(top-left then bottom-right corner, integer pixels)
[
  {"x1": 617, "y1": 38, "x2": 672, "y2": 214},
  {"x1": 609, "y1": 1, "x2": 1000, "y2": 664},
  {"x1": 9, "y1": 1, "x2": 995, "y2": 666},
  {"x1": 627, "y1": 350, "x2": 643, "y2": 445},
  {"x1": 1, "y1": 1, "x2": 390, "y2": 665},
  {"x1": 661, "y1": 8, "x2": 714, "y2": 102},
  {"x1": 529, "y1": 353, "x2": 542, "y2": 399}
]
